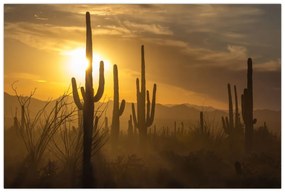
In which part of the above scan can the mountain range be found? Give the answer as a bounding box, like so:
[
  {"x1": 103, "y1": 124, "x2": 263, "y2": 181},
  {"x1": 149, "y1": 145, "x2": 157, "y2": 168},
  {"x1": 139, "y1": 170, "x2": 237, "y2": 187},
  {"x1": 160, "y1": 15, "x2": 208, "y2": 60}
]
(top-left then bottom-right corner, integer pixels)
[{"x1": 4, "y1": 92, "x2": 281, "y2": 135}]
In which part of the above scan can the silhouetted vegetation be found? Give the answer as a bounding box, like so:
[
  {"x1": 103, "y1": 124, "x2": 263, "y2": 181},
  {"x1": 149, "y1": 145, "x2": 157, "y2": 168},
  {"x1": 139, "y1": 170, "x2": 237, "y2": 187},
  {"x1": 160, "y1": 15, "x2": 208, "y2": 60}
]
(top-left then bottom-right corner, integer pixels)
[
  {"x1": 111, "y1": 64, "x2": 126, "y2": 143},
  {"x1": 71, "y1": 12, "x2": 105, "y2": 187},
  {"x1": 131, "y1": 45, "x2": 157, "y2": 140},
  {"x1": 242, "y1": 58, "x2": 256, "y2": 154}
]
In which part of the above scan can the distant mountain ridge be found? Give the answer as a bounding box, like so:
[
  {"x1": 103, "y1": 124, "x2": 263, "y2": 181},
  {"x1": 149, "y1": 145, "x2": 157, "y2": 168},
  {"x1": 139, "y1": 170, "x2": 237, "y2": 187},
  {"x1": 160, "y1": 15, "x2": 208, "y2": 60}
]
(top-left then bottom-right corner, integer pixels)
[{"x1": 4, "y1": 92, "x2": 281, "y2": 135}]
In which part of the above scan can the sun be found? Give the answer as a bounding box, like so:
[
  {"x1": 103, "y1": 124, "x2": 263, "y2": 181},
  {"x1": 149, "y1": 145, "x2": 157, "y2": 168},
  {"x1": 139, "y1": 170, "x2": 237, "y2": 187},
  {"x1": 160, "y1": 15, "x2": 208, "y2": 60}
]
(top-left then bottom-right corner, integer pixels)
[{"x1": 63, "y1": 47, "x2": 111, "y2": 82}]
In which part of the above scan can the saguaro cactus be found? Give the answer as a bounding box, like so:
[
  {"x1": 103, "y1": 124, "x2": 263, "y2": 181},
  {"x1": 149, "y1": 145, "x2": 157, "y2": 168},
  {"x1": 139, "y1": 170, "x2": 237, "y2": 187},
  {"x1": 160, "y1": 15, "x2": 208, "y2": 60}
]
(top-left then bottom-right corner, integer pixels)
[
  {"x1": 234, "y1": 85, "x2": 241, "y2": 129},
  {"x1": 222, "y1": 83, "x2": 244, "y2": 157},
  {"x1": 71, "y1": 12, "x2": 104, "y2": 187},
  {"x1": 221, "y1": 84, "x2": 243, "y2": 134},
  {"x1": 128, "y1": 115, "x2": 134, "y2": 136},
  {"x1": 111, "y1": 64, "x2": 125, "y2": 141},
  {"x1": 131, "y1": 45, "x2": 157, "y2": 139},
  {"x1": 241, "y1": 58, "x2": 256, "y2": 153}
]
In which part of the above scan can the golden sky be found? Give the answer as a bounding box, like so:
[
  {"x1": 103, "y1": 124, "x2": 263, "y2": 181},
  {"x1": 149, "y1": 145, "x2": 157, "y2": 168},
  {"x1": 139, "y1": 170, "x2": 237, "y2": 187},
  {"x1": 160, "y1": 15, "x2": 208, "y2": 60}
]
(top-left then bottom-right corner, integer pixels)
[{"x1": 4, "y1": 4, "x2": 281, "y2": 110}]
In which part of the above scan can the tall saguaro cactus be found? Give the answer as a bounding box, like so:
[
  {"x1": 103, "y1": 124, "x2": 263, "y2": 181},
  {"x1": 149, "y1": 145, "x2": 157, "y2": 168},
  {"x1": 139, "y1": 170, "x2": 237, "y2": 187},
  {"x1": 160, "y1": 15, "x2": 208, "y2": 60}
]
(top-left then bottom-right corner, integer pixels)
[
  {"x1": 71, "y1": 12, "x2": 104, "y2": 187},
  {"x1": 132, "y1": 45, "x2": 157, "y2": 139},
  {"x1": 111, "y1": 64, "x2": 126, "y2": 141},
  {"x1": 241, "y1": 58, "x2": 256, "y2": 153}
]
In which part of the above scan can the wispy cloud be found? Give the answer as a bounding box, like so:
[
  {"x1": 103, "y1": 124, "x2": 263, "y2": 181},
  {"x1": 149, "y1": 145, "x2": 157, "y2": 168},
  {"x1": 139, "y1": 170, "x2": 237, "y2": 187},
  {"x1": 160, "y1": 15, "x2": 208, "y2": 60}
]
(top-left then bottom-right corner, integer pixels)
[
  {"x1": 123, "y1": 20, "x2": 173, "y2": 35},
  {"x1": 255, "y1": 59, "x2": 281, "y2": 72}
]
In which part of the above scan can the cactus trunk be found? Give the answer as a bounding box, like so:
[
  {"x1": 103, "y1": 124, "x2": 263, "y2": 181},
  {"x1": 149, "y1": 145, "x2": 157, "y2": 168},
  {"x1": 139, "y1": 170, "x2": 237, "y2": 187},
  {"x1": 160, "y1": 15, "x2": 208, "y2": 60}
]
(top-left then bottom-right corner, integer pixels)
[
  {"x1": 228, "y1": 84, "x2": 234, "y2": 131},
  {"x1": 234, "y1": 85, "x2": 240, "y2": 128},
  {"x1": 242, "y1": 58, "x2": 254, "y2": 154},
  {"x1": 111, "y1": 64, "x2": 125, "y2": 142},
  {"x1": 71, "y1": 12, "x2": 104, "y2": 187}
]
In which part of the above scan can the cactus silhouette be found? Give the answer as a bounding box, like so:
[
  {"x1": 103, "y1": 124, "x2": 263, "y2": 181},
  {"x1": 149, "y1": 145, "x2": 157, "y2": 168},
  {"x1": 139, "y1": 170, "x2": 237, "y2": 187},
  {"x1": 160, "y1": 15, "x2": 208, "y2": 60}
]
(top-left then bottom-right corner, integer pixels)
[
  {"x1": 131, "y1": 45, "x2": 157, "y2": 139},
  {"x1": 221, "y1": 84, "x2": 242, "y2": 134},
  {"x1": 128, "y1": 115, "x2": 133, "y2": 136},
  {"x1": 222, "y1": 84, "x2": 243, "y2": 155},
  {"x1": 234, "y1": 85, "x2": 241, "y2": 129},
  {"x1": 71, "y1": 12, "x2": 104, "y2": 187},
  {"x1": 241, "y1": 58, "x2": 256, "y2": 153},
  {"x1": 111, "y1": 64, "x2": 125, "y2": 141}
]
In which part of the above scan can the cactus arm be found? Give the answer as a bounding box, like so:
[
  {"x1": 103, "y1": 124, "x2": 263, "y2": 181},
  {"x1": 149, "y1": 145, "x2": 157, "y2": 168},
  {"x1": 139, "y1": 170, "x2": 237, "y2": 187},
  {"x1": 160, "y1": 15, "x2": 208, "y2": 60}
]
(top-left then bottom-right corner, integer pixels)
[
  {"x1": 227, "y1": 83, "x2": 233, "y2": 131},
  {"x1": 146, "y1": 90, "x2": 150, "y2": 123},
  {"x1": 147, "y1": 84, "x2": 156, "y2": 127},
  {"x1": 81, "y1": 87, "x2": 86, "y2": 102},
  {"x1": 241, "y1": 89, "x2": 248, "y2": 123},
  {"x1": 241, "y1": 93, "x2": 245, "y2": 121},
  {"x1": 119, "y1": 100, "x2": 126, "y2": 116},
  {"x1": 131, "y1": 103, "x2": 138, "y2": 128},
  {"x1": 94, "y1": 61, "x2": 105, "y2": 102},
  {"x1": 135, "y1": 78, "x2": 141, "y2": 127},
  {"x1": 71, "y1": 77, "x2": 83, "y2": 110},
  {"x1": 234, "y1": 85, "x2": 239, "y2": 128}
]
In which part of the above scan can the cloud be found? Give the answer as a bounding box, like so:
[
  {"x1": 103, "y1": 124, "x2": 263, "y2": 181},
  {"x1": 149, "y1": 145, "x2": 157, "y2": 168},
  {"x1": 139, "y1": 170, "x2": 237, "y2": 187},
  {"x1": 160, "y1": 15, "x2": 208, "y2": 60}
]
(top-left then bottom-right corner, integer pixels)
[
  {"x1": 123, "y1": 20, "x2": 173, "y2": 35},
  {"x1": 5, "y1": 72, "x2": 41, "y2": 80},
  {"x1": 255, "y1": 59, "x2": 281, "y2": 72},
  {"x1": 34, "y1": 14, "x2": 49, "y2": 21},
  {"x1": 5, "y1": 22, "x2": 83, "y2": 52},
  {"x1": 197, "y1": 45, "x2": 248, "y2": 69}
]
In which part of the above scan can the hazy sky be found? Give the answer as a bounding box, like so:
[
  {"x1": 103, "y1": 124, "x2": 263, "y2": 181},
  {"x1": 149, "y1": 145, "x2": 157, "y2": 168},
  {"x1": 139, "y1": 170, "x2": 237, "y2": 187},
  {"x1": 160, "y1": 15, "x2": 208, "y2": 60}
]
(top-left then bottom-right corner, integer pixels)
[{"x1": 4, "y1": 4, "x2": 281, "y2": 110}]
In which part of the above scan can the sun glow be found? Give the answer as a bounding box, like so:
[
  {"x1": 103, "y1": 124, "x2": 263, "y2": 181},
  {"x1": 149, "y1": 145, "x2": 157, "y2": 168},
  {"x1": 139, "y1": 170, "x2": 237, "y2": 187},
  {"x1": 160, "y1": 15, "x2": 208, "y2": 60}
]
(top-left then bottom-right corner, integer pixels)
[{"x1": 63, "y1": 47, "x2": 111, "y2": 81}]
